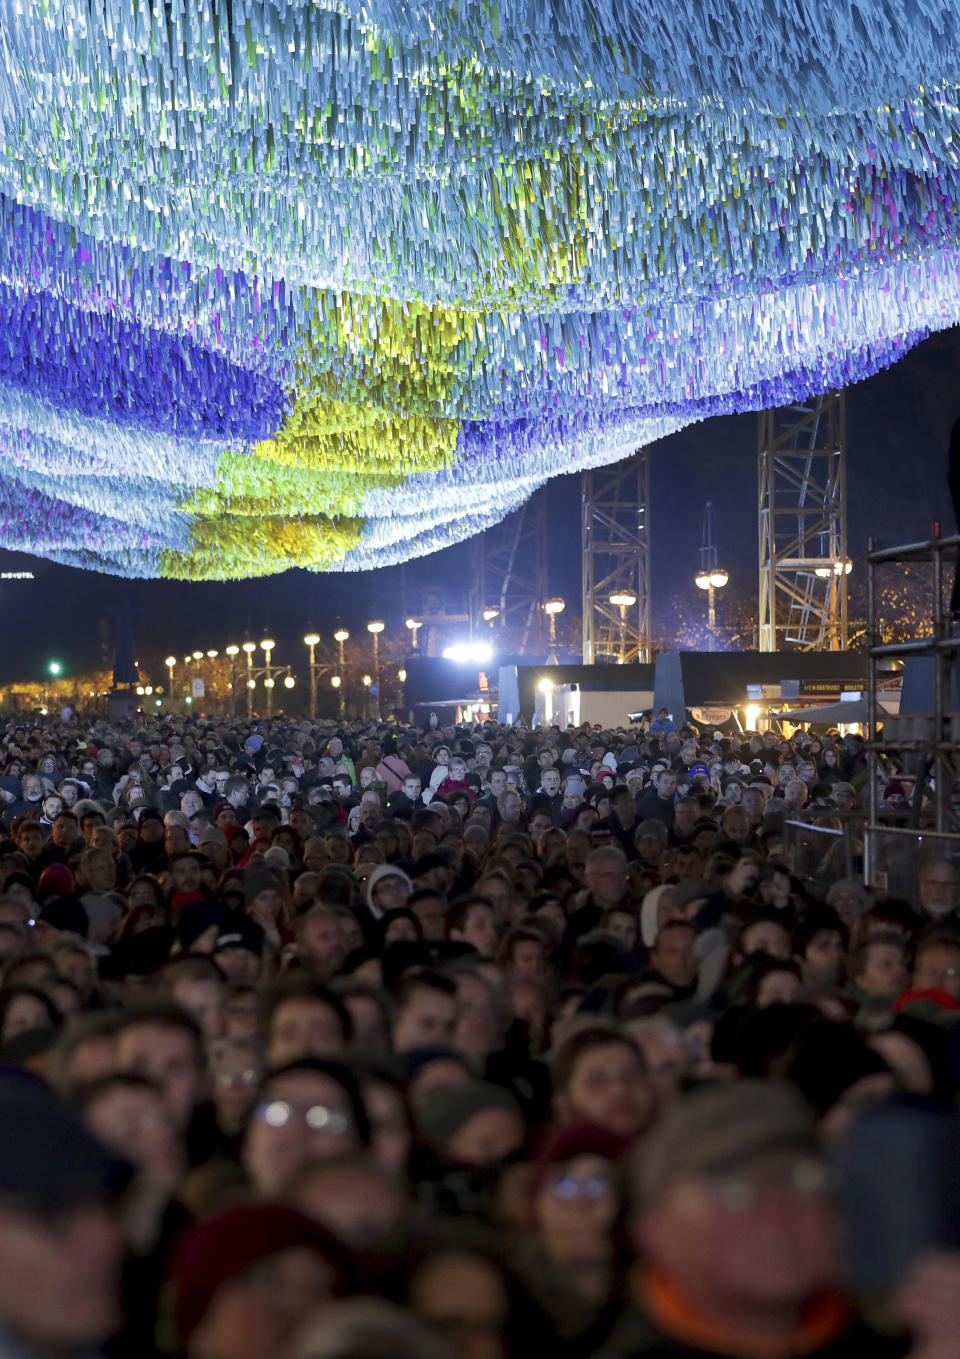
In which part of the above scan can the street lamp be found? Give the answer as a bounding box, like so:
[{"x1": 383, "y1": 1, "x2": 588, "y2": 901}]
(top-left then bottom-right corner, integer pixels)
[
  {"x1": 261, "y1": 640, "x2": 276, "y2": 716},
  {"x1": 814, "y1": 560, "x2": 853, "y2": 578},
  {"x1": 303, "y1": 633, "x2": 321, "y2": 719},
  {"x1": 405, "y1": 618, "x2": 423, "y2": 651},
  {"x1": 695, "y1": 501, "x2": 728, "y2": 650},
  {"x1": 333, "y1": 629, "x2": 349, "y2": 718},
  {"x1": 609, "y1": 591, "x2": 637, "y2": 663},
  {"x1": 543, "y1": 597, "x2": 565, "y2": 658},
  {"x1": 225, "y1": 646, "x2": 240, "y2": 717},
  {"x1": 242, "y1": 642, "x2": 257, "y2": 717},
  {"x1": 165, "y1": 655, "x2": 176, "y2": 706},
  {"x1": 367, "y1": 621, "x2": 385, "y2": 720},
  {"x1": 192, "y1": 650, "x2": 203, "y2": 661}
]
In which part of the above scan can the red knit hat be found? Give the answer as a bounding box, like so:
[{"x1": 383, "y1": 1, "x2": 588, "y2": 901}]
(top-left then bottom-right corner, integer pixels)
[
  {"x1": 168, "y1": 1203, "x2": 351, "y2": 1344},
  {"x1": 895, "y1": 987, "x2": 960, "y2": 1013},
  {"x1": 532, "y1": 1122, "x2": 629, "y2": 1190},
  {"x1": 169, "y1": 891, "x2": 207, "y2": 914}
]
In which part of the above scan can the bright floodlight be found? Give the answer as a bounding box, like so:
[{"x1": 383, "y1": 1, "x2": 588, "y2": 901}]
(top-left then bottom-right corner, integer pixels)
[
  {"x1": 367, "y1": 620, "x2": 385, "y2": 634},
  {"x1": 164, "y1": 655, "x2": 177, "y2": 667},
  {"x1": 47, "y1": 660, "x2": 62, "y2": 676},
  {"x1": 482, "y1": 607, "x2": 500, "y2": 622},
  {"x1": 709, "y1": 569, "x2": 729, "y2": 588},
  {"x1": 609, "y1": 591, "x2": 637, "y2": 607},
  {"x1": 398, "y1": 668, "x2": 407, "y2": 682},
  {"x1": 362, "y1": 674, "x2": 372, "y2": 686},
  {"x1": 303, "y1": 633, "x2": 320, "y2": 647},
  {"x1": 544, "y1": 598, "x2": 565, "y2": 615},
  {"x1": 538, "y1": 678, "x2": 554, "y2": 692},
  {"x1": 442, "y1": 641, "x2": 494, "y2": 664}
]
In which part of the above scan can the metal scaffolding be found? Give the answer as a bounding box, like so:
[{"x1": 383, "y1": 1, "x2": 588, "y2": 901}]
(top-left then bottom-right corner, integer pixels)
[
  {"x1": 469, "y1": 493, "x2": 549, "y2": 654},
  {"x1": 581, "y1": 452, "x2": 651, "y2": 663},
  {"x1": 758, "y1": 391, "x2": 849, "y2": 652}
]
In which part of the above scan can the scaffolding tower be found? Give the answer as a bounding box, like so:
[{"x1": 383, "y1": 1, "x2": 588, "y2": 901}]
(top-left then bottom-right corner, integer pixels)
[
  {"x1": 581, "y1": 452, "x2": 651, "y2": 663},
  {"x1": 758, "y1": 391, "x2": 849, "y2": 651},
  {"x1": 469, "y1": 493, "x2": 549, "y2": 654}
]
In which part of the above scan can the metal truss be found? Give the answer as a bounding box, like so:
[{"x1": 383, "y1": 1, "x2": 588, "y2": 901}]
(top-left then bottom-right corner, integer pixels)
[
  {"x1": 581, "y1": 451, "x2": 651, "y2": 663},
  {"x1": 469, "y1": 492, "x2": 549, "y2": 654},
  {"x1": 758, "y1": 391, "x2": 849, "y2": 652}
]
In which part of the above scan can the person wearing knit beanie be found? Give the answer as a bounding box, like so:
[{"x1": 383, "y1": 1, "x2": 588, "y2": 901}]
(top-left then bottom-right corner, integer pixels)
[
  {"x1": 167, "y1": 1203, "x2": 351, "y2": 1358},
  {"x1": 415, "y1": 1080, "x2": 524, "y2": 1166}
]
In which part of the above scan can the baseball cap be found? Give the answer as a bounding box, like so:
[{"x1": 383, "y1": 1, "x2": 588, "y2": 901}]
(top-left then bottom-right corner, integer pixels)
[{"x1": 633, "y1": 1080, "x2": 816, "y2": 1205}]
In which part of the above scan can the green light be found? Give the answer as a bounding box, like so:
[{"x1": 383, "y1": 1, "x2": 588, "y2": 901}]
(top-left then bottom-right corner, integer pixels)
[{"x1": 47, "y1": 661, "x2": 62, "y2": 676}]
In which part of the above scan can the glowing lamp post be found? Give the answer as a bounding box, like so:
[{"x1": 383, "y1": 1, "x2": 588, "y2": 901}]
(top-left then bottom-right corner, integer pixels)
[
  {"x1": 609, "y1": 592, "x2": 637, "y2": 663},
  {"x1": 367, "y1": 621, "x2": 385, "y2": 719},
  {"x1": 260, "y1": 640, "x2": 276, "y2": 716},
  {"x1": 225, "y1": 646, "x2": 240, "y2": 717},
  {"x1": 694, "y1": 566, "x2": 729, "y2": 648},
  {"x1": 242, "y1": 642, "x2": 257, "y2": 717},
  {"x1": 333, "y1": 630, "x2": 349, "y2": 719},
  {"x1": 544, "y1": 598, "x2": 565, "y2": 659},
  {"x1": 695, "y1": 501, "x2": 728, "y2": 650},
  {"x1": 303, "y1": 633, "x2": 321, "y2": 719}
]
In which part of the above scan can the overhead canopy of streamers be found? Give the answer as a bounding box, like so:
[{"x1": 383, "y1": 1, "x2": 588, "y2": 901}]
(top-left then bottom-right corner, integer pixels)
[{"x1": 1, "y1": 0, "x2": 960, "y2": 578}]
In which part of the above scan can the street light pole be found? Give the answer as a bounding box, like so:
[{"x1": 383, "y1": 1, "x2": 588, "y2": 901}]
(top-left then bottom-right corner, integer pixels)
[
  {"x1": 242, "y1": 642, "x2": 257, "y2": 717},
  {"x1": 164, "y1": 656, "x2": 176, "y2": 709},
  {"x1": 544, "y1": 598, "x2": 565, "y2": 660},
  {"x1": 261, "y1": 639, "x2": 276, "y2": 717},
  {"x1": 609, "y1": 591, "x2": 637, "y2": 663},
  {"x1": 303, "y1": 634, "x2": 320, "y2": 720},
  {"x1": 225, "y1": 646, "x2": 240, "y2": 717},
  {"x1": 367, "y1": 621, "x2": 385, "y2": 720},
  {"x1": 333, "y1": 629, "x2": 349, "y2": 719},
  {"x1": 695, "y1": 501, "x2": 728, "y2": 651}
]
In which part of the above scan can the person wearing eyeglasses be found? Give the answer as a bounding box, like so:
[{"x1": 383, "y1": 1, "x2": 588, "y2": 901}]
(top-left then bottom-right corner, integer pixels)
[
  {"x1": 521, "y1": 1124, "x2": 629, "y2": 1346},
  {"x1": 606, "y1": 1081, "x2": 873, "y2": 1359},
  {"x1": 242, "y1": 1058, "x2": 369, "y2": 1196}
]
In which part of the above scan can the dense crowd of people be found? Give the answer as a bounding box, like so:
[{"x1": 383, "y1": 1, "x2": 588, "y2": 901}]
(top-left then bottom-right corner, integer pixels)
[{"x1": 0, "y1": 706, "x2": 958, "y2": 1359}]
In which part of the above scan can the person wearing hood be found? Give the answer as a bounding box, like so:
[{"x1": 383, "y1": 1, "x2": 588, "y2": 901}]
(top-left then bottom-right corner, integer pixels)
[
  {"x1": 0, "y1": 774, "x2": 27, "y2": 834},
  {"x1": 355, "y1": 864, "x2": 414, "y2": 942}
]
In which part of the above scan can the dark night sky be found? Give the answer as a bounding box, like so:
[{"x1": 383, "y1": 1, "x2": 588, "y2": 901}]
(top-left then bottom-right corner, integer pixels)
[{"x1": 1, "y1": 326, "x2": 957, "y2": 685}]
